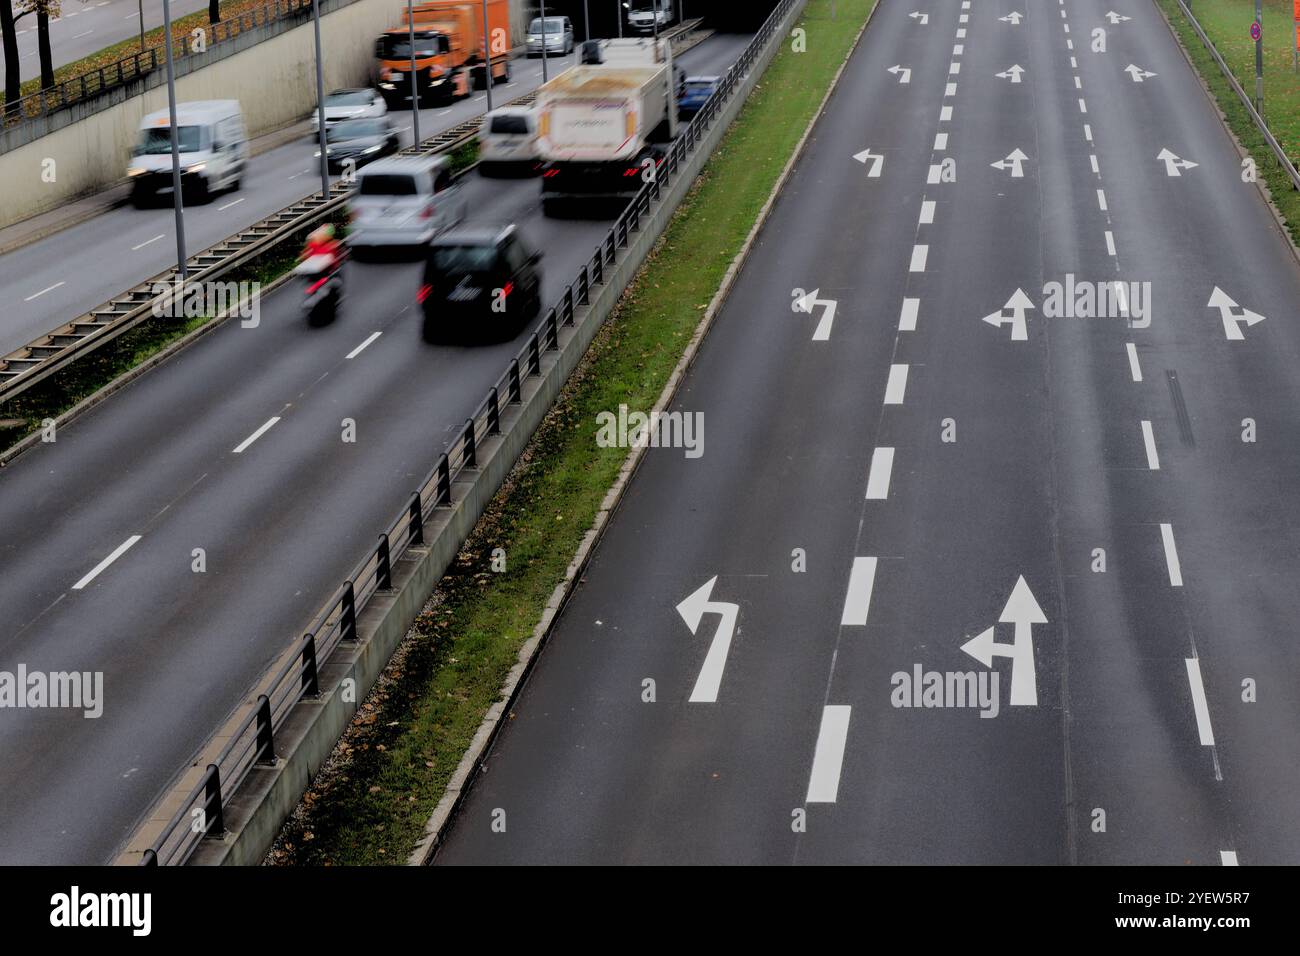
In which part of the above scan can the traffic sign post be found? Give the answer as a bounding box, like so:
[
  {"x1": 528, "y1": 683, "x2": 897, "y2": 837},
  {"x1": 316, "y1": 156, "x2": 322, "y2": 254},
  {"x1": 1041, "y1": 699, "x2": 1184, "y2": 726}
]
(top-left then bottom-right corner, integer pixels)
[{"x1": 1254, "y1": 1, "x2": 1263, "y2": 115}]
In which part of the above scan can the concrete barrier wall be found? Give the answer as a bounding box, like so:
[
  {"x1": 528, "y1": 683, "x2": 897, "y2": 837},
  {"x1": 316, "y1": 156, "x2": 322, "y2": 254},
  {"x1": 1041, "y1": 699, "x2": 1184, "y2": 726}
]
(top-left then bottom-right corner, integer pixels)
[
  {"x1": 0, "y1": 0, "x2": 529, "y2": 229},
  {"x1": 115, "y1": 0, "x2": 806, "y2": 867}
]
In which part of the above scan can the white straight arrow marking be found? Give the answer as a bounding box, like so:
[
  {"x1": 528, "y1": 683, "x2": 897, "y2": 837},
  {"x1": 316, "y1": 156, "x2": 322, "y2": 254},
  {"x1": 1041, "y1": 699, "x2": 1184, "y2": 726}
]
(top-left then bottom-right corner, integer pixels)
[
  {"x1": 999, "y1": 11, "x2": 1023, "y2": 24},
  {"x1": 982, "y1": 288, "x2": 1036, "y2": 340},
  {"x1": 1207, "y1": 286, "x2": 1266, "y2": 340},
  {"x1": 996, "y1": 64, "x2": 1025, "y2": 83},
  {"x1": 806, "y1": 705, "x2": 852, "y2": 803},
  {"x1": 1157, "y1": 147, "x2": 1198, "y2": 176},
  {"x1": 1125, "y1": 63, "x2": 1157, "y2": 82},
  {"x1": 677, "y1": 577, "x2": 740, "y2": 703},
  {"x1": 990, "y1": 148, "x2": 1028, "y2": 177},
  {"x1": 1106, "y1": 11, "x2": 1132, "y2": 23},
  {"x1": 959, "y1": 576, "x2": 1045, "y2": 706}
]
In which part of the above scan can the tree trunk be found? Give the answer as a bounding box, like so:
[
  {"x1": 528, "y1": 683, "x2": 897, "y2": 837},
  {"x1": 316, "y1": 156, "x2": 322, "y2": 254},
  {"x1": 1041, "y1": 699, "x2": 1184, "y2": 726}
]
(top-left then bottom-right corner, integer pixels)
[
  {"x1": 1, "y1": 0, "x2": 21, "y2": 117},
  {"x1": 37, "y1": 9, "x2": 55, "y2": 90},
  {"x1": 208, "y1": 0, "x2": 219, "y2": 23}
]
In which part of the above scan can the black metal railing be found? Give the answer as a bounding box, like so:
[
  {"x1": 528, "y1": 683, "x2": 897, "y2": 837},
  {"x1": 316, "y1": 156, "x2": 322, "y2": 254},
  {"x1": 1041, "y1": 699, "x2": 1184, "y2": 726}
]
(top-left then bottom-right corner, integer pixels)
[
  {"x1": 140, "y1": 0, "x2": 798, "y2": 866},
  {"x1": 2, "y1": 0, "x2": 315, "y2": 130}
]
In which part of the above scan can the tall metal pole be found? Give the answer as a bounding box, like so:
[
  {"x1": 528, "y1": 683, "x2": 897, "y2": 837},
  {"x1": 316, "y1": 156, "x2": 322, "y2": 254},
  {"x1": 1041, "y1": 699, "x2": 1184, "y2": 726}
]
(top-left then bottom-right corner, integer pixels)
[
  {"x1": 582, "y1": 0, "x2": 589, "y2": 40},
  {"x1": 616, "y1": 0, "x2": 622, "y2": 38},
  {"x1": 311, "y1": 0, "x2": 330, "y2": 199},
  {"x1": 408, "y1": 0, "x2": 421, "y2": 145},
  {"x1": 540, "y1": 0, "x2": 548, "y2": 81},
  {"x1": 1255, "y1": 0, "x2": 1264, "y2": 116},
  {"x1": 160, "y1": 0, "x2": 186, "y2": 283},
  {"x1": 652, "y1": 0, "x2": 658, "y2": 40},
  {"x1": 481, "y1": 0, "x2": 492, "y2": 111},
  {"x1": 138, "y1": 0, "x2": 145, "y2": 53}
]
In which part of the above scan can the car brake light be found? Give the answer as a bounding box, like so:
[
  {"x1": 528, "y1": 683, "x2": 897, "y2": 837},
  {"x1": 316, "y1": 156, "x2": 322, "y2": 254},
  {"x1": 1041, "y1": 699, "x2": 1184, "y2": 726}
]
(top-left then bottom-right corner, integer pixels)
[
  {"x1": 502, "y1": 282, "x2": 514, "y2": 298},
  {"x1": 420, "y1": 204, "x2": 435, "y2": 219},
  {"x1": 417, "y1": 283, "x2": 432, "y2": 304}
]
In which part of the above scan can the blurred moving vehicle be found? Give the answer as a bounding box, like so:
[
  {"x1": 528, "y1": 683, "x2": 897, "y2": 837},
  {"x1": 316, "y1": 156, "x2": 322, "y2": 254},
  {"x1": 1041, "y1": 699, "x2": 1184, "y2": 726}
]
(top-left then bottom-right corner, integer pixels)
[
  {"x1": 526, "y1": 16, "x2": 573, "y2": 57},
  {"x1": 677, "y1": 75, "x2": 719, "y2": 119},
  {"x1": 347, "y1": 155, "x2": 467, "y2": 254},
  {"x1": 127, "y1": 100, "x2": 247, "y2": 206},
  {"x1": 318, "y1": 117, "x2": 402, "y2": 172},
  {"x1": 478, "y1": 106, "x2": 541, "y2": 175},
  {"x1": 627, "y1": 0, "x2": 674, "y2": 34},
  {"x1": 311, "y1": 88, "x2": 387, "y2": 134},
  {"x1": 536, "y1": 37, "x2": 679, "y2": 213},
  {"x1": 376, "y1": 0, "x2": 511, "y2": 107},
  {"x1": 418, "y1": 224, "x2": 543, "y2": 342}
]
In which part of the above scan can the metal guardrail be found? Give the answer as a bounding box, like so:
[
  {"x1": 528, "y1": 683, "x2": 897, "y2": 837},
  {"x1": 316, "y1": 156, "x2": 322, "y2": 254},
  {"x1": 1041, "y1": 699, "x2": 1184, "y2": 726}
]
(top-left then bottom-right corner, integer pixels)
[
  {"x1": 1, "y1": 0, "x2": 315, "y2": 129},
  {"x1": 138, "y1": 3, "x2": 793, "y2": 866},
  {"x1": 1169, "y1": 0, "x2": 1300, "y2": 192},
  {"x1": 0, "y1": 19, "x2": 706, "y2": 406}
]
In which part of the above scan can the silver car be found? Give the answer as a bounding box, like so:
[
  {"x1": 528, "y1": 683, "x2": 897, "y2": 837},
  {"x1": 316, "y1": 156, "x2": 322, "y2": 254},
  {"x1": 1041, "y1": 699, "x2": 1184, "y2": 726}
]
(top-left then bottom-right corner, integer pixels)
[
  {"x1": 526, "y1": 16, "x2": 573, "y2": 57},
  {"x1": 347, "y1": 155, "x2": 467, "y2": 253}
]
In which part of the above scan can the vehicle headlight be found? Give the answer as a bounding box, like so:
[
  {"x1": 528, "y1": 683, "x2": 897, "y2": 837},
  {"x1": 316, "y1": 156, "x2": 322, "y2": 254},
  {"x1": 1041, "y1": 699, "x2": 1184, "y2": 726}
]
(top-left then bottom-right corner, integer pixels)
[
  {"x1": 127, "y1": 167, "x2": 146, "y2": 177},
  {"x1": 185, "y1": 163, "x2": 206, "y2": 173},
  {"x1": 363, "y1": 145, "x2": 381, "y2": 154}
]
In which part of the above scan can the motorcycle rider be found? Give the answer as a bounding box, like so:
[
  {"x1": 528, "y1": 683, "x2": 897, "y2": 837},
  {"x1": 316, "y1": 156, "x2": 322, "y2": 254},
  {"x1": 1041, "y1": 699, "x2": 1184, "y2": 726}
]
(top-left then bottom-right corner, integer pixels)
[{"x1": 302, "y1": 224, "x2": 343, "y2": 273}]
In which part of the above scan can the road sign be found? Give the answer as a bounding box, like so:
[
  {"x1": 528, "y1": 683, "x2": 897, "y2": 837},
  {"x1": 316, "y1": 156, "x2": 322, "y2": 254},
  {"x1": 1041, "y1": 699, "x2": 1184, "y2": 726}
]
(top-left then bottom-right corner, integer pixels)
[{"x1": 1251, "y1": 20, "x2": 1261, "y2": 42}]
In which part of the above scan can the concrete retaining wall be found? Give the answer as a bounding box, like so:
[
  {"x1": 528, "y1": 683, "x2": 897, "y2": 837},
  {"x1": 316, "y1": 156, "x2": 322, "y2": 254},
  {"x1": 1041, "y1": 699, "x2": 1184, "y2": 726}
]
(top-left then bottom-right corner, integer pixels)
[{"x1": 114, "y1": 0, "x2": 805, "y2": 867}]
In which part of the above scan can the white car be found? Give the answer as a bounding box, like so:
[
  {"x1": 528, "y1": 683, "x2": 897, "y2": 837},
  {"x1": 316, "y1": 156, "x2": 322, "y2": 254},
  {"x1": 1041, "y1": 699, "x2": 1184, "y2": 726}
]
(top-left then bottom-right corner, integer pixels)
[
  {"x1": 311, "y1": 88, "x2": 387, "y2": 133},
  {"x1": 477, "y1": 107, "x2": 540, "y2": 174},
  {"x1": 347, "y1": 155, "x2": 467, "y2": 253}
]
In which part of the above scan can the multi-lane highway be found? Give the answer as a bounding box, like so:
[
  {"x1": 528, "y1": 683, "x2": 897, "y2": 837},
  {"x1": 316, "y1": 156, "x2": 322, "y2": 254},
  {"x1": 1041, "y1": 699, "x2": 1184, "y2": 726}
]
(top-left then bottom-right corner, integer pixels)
[
  {"x1": 435, "y1": 0, "x2": 1300, "y2": 865},
  {"x1": 0, "y1": 30, "x2": 752, "y2": 865},
  {"x1": 0, "y1": 44, "x2": 588, "y2": 356}
]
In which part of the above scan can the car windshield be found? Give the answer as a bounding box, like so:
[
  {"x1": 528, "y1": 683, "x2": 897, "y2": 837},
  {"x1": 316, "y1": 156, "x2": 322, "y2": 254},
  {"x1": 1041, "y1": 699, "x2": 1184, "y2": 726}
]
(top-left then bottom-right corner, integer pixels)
[
  {"x1": 380, "y1": 32, "x2": 442, "y2": 59},
  {"x1": 430, "y1": 244, "x2": 499, "y2": 273},
  {"x1": 685, "y1": 81, "x2": 715, "y2": 94},
  {"x1": 529, "y1": 18, "x2": 564, "y2": 33},
  {"x1": 326, "y1": 90, "x2": 372, "y2": 107},
  {"x1": 330, "y1": 119, "x2": 387, "y2": 140},
  {"x1": 136, "y1": 125, "x2": 204, "y2": 154},
  {"x1": 358, "y1": 173, "x2": 419, "y2": 196},
  {"x1": 490, "y1": 114, "x2": 530, "y2": 135}
]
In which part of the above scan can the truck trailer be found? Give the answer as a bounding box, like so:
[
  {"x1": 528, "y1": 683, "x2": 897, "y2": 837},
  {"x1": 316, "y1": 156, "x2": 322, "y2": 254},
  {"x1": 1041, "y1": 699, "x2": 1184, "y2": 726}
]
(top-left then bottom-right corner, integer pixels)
[
  {"x1": 376, "y1": 0, "x2": 511, "y2": 108},
  {"x1": 536, "y1": 38, "x2": 682, "y2": 214}
]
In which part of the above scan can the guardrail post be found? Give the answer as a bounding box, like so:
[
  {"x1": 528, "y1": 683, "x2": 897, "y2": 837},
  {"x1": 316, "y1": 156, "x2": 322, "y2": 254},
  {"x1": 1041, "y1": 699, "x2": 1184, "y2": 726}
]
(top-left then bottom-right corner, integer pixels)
[
  {"x1": 204, "y1": 764, "x2": 225, "y2": 837},
  {"x1": 508, "y1": 360, "x2": 522, "y2": 403},
  {"x1": 377, "y1": 533, "x2": 393, "y2": 590},
  {"x1": 409, "y1": 492, "x2": 425, "y2": 545},
  {"x1": 141, "y1": 848, "x2": 158, "y2": 866},
  {"x1": 528, "y1": 334, "x2": 541, "y2": 375},
  {"x1": 463, "y1": 419, "x2": 477, "y2": 468},
  {"x1": 301, "y1": 633, "x2": 319, "y2": 696},
  {"x1": 255, "y1": 695, "x2": 275, "y2": 765},
  {"x1": 341, "y1": 581, "x2": 358, "y2": 641},
  {"x1": 436, "y1": 454, "x2": 452, "y2": 506},
  {"x1": 488, "y1": 386, "x2": 501, "y2": 435},
  {"x1": 578, "y1": 268, "x2": 590, "y2": 306}
]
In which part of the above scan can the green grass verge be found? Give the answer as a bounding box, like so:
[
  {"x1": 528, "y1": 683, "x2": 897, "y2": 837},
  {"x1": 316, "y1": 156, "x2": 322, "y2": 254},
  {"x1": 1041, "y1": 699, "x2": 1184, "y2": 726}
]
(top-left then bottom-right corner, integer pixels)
[
  {"x1": 267, "y1": 0, "x2": 876, "y2": 867},
  {"x1": 0, "y1": 140, "x2": 477, "y2": 454},
  {"x1": 1156, "y1": 0, "x2": 1300, "y2": 245}
]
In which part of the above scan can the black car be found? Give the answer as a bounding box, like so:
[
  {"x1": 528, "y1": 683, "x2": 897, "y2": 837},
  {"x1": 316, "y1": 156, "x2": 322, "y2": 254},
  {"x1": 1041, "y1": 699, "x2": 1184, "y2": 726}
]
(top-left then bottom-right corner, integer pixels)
[
  {"x1": 320, "y1": 117, "x2": 400, "y2": 173},
  {"x1": 419, "y1": 224, "x2": 543, "y2": 343}
]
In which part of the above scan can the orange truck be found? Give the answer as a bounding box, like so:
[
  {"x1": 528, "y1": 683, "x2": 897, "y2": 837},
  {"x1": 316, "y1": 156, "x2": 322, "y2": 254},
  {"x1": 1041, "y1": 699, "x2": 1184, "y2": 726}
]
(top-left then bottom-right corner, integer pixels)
[{"x1": 376, "y1": 0, "x2": 511, "y2": 107}]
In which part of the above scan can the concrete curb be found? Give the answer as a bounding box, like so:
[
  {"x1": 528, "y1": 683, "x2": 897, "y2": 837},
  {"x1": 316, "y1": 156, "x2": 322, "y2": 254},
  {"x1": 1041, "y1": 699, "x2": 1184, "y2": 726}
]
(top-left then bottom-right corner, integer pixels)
[
  {"x1": 1151, "y1": 0, "x2": 1300, "y2": 268},
  {"x1": 115, "y1": 3, "x2": 806, "y2": 868},
  {"x1": 408, "y1": 0, "x2": 877, "y2": 867}
]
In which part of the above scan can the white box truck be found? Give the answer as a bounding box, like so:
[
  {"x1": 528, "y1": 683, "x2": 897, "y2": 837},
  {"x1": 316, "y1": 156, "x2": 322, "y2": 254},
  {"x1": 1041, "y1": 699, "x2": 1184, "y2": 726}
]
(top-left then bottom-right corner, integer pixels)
[
  {"x1": 626, "y1": 0, "x2": 675, "y2": 34},
  {"x1": 536, "y1": 37, "x2": 682, "y2": 214}
]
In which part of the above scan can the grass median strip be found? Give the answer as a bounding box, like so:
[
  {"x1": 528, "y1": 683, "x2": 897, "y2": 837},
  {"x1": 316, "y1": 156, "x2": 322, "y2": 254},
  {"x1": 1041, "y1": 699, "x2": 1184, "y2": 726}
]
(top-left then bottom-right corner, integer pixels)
[
  {"x1": 267, "y1": 0, "x2": 875, "y2": 867},
  {"x1": 1157, "y1": 0, "x2": 1300, "y2": 246}
]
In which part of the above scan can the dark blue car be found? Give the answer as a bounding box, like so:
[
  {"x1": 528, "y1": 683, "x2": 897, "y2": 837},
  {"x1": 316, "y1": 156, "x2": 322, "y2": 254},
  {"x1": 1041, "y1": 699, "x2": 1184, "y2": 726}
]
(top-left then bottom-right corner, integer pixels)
[{"x1": 678, "y1": 75, "x2": 721, "y2": 120}]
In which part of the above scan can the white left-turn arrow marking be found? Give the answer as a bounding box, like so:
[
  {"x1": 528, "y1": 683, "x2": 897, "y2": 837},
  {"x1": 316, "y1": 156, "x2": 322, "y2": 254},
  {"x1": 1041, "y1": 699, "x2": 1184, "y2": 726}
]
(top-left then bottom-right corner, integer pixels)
[
  {"x1": 852, "y1": 147, "x2": 885, "y2": 177},
  {"x1": 996, "y1": 64, "x2": 1025, "y2": 83},
  {"x1": 990, "y1": 148, "x2": 1029, "y2": 177},
  {"x1": 795, "y1": 288, "x2": 838, "y2": 340},
  {"x1": 960, "y1": 575, "x2": 1046, "y2": 706},
  {"x1": 677, "y1": 577, "x2": 740, "y2": 703},
  {"x1": 887, "y1": 64, "x2": 911, "y2": 84},
  {"x1": 981, "y1": 288, "x2": 1036, "y2": 340}
]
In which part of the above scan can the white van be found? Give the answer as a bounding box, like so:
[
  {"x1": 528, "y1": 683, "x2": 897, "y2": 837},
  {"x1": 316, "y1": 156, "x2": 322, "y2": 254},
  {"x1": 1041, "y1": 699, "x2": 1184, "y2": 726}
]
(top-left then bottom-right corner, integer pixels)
[
  {"x1": 347, "y1": 155, "x2": 467, "y2": 252},
  {"x1": 477, "y1": 106, "x2": 539, "y2": 174},
  {"x1": 127, "y1": 100, "x2": 247, "y2": 206}
]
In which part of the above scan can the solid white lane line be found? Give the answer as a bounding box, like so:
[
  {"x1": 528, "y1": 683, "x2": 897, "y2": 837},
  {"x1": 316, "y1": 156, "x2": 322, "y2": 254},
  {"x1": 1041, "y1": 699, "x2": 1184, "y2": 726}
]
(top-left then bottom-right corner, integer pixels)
[
  {"x1": 346, "y1": 331, "x2": 382, "y2": 359},
  {"x1": 933, "y1": 132, "x2": 948, "y2": 151},
  {"x1": 1161, "y1": 523, "x2": 1183, "y2": 586},
  {"x1": 1105, "y1": 231, "x2": 1116, "y2": 256},
  {"x1": 232, "y1": 416, "x2": 281, "y2": 454},
  {"x1": 919, "y1": 199, "x2": 936, "y2": 224},
  {"x1": 884, "y1": 364, "x2": 909, "y2": 405},
  {"x1": 24, "y1": 281, "x2": 65, "y2": 301},
  {"x1": 1141, "y1": 420, "x2": 1160, "y2": 470},
  {"x1": 909, "y1": 245, "x2": 928, "y2": 272},
  {"x1": 840, "y1": 557, "x2": 878, "y2": 625},
  {"x1": 899, "y1": 298, "x2": 919, "y2": 332},
  {"x1": 805, "y1": 705, "x2": 852, "y2": 803},
  {"x1": 940, "y1": 105, "x2": 953, "y2": 121},
  {"x1": 1126, "y1": 343, "x2": 1143, "y2": 382},
  {"x1": 1097, "y1": 189, "x2": 1108, "y2": 211},
  {"x1": 132, "y1": 234, "x2": 164, "y2": 250},
  {"x1": 218, "y1": 198, "x2": 245, "y2": 211},
  {"x1": 865, "y1": 447, "x2": 895, "y2": 500},
  {"x1": 1220, "y1": 851, "x2": 1239, "y2": 865},
  {"x1": 1185, "y1": 657, "x2": 1215, "y2": 746},
  {"x1": 73, "y1": 535, "x2": 142, "y2": 590}
]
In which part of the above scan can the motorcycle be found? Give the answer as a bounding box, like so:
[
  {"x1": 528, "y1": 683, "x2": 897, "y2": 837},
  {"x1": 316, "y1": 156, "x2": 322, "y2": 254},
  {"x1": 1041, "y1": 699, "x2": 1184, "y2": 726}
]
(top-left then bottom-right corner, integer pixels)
[{"x1": 296, "y1": 251, "x2": 345, "y2": 325}]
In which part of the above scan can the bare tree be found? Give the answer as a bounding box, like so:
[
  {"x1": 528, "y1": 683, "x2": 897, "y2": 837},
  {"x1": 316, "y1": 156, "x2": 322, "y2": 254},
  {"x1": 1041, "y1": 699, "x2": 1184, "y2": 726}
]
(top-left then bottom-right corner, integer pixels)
[
  {"x1": 17, "y1": 0, "x2": 62, "y2": 90},
  {"x1": 1, "y1": 0, "x2": 20, "y2": 115},
  {"x1": 209, "y1": 0, "x2": 219, "y2": 24}
]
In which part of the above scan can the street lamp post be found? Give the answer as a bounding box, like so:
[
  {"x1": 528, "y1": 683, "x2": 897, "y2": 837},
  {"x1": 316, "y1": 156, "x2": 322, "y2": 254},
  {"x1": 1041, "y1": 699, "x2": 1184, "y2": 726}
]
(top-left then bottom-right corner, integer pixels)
[
  {"x1": 160, "y1": 0, "x2": 187, "y2": 283},
  {"x1": 540, "y1": 0, "x2": 548, "y2": 82},
  {"x1": 311, "y1": 0, "x2": 330, "y2": 199},
  {"x1": 481, "y1": 0, "x2": 492, "y2": 112},
  {"x1": 617, "y1": 1, "x2": 623, "y2": 38},
  {"x1": 407, "y1": 0, "x2": 421, "y2": 145}
]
